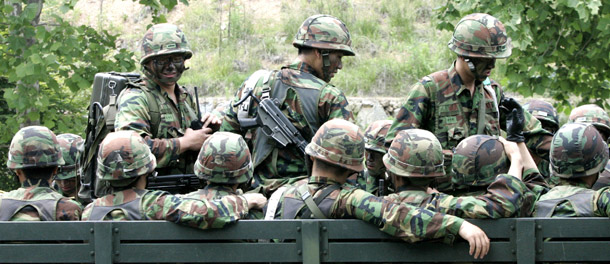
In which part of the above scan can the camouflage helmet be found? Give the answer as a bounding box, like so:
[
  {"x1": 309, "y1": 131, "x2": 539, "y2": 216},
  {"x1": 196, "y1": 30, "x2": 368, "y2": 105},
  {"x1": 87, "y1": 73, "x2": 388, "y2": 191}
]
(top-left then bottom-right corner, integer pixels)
[
  {"x1": 523, "y1": 99, "x2": 559, "y2": 132},
  {"x1": 448, "y1": 13, "x2": 512, "y2": 59},
  {"x1": 194, "y1": 132, "x2": 252, "y2": 184},
  {"x1": 568, "y1": 104, "x2": 610, "y2": 138},
  {"x1": 383, "y1": 129, "x2": 445, "y2": 178},
  {"x1": 550, "y1": 123, "x2": 609, "y2": 179},
  {"x1": 305, "y1": 119, "x2": 364, "y2": 172},
  {"x1": 451, "y1": 135, "x2": 508, "y2": 187},
  {"x1": 7, "y1": 126, "x2": 65, "y2": 169},
  {"x1": 140, "y1": 23, "x2": 193, "y2": 65},
  {"x1": 96, "y1": 131, "x2": 156, "y2": 186},
  {"x1": 293, "y1": 14, "x2": 355, "y2": 56},
  {"x1": 364, "y1": 120, "x2": 393, "y2": 153},
  {"x1": 56, "y1": 134, "x2": 84, "y2": 180}
]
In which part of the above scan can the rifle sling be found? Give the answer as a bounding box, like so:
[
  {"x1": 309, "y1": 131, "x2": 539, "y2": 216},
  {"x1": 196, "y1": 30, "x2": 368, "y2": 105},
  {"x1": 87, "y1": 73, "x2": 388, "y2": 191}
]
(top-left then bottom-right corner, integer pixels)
[{"x1": 297, "y1": 184, "x2": 339, "y2": 219}]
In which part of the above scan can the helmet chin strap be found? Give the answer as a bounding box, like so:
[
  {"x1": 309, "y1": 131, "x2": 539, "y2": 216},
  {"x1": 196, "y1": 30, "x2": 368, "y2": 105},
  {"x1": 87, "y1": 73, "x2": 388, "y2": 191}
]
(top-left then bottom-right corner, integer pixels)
[
  {"x1": 463, "y1": 57, "x2": 486, "y2": 81},
  {"x1": 321, "y1": 50, "x2": 331, "y2": 82}
]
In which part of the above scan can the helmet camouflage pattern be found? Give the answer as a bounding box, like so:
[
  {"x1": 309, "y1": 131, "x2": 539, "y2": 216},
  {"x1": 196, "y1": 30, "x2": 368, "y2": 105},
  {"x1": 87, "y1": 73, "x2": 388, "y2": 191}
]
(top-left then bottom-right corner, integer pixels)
[
  {"x1": 293, "y1": 14, "x2": 355, "y2": 56},
  {"x1": 7, "y1": 126, "x2": 65, "y2": 169},
  {"x1": 96, "y1": 131, "x2": 156, "y2": 185},
  {"x1": 451, "y1": 135, "x2": 508, "y2": 187},
  {"x1": 140, "y1": 23, "x2": 193, "y2": 65},
  {"x1": 56, "y1": 133, "x2": 84, "y2": 180},
  {"x1": 523, "y1": 99, "x2": 559, "y2": 132},
  {"x1": 305, "y1": 119, "x2": 364, "y2": 171},
  {"x1": 364, "y1": 120, "x2": 393, "y2": 153},
  {"x1": 383, "y1": 129, "x2": 445, "y2": 178},
  {"x1": 568, "y1": 104, "x2": 610, "y2": 138},
  {"x1": 448, "y1": 13, "x2": 512, "y2": 58},
  {"x1": 550, "y1": 123, "x2": 609, "y2": 179},
  {"x1": 194, "y1": 132, "x2": 252, "y2": 184}
]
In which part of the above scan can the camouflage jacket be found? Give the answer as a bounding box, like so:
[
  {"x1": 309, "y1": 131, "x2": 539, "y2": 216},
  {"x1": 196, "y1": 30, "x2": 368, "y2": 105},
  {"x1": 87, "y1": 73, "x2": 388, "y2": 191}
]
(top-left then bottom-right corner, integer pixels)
[
  {"x1": 273, "y1": 176, "x2": 464, "y2": 243},
  {"x1": 385, "y1": 174, "x2": 531, "y2": 219},
  {"x1": 386, "y1": 62, "x2": 551, "y2": 189},
  {"x1": 0, "y1": 179, "x2": 82, "y2": 221},
  {"x1": 82, "y1": 188, "x2": 248, "y2": 229},
  {"x1": 181, "y1": 184, "x2": 263, "y2": 219},
  {"x1": 533, "y1": 181, "x2": 610, "y2": 217},
  {"x1": 115, "y1": 77, "x2": 199, "y2": 172},
  {"x1": 221, "y1": 59, "x2": 354, "y2": 195},
  {"x1": 593, "y1": 160, "x2": 610, "y2": 190}
]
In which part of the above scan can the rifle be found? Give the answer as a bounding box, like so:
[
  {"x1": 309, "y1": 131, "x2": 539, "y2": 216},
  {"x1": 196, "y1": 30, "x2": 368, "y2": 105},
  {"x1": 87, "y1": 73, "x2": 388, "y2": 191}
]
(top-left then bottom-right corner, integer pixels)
[
  {"x1": 190, "y1": 86, "x2": 205, "y2": 130},
  {"x1": 147, "y1": 173, "x2": 202, "y2": 194},
  {"x1": 378, "y1": 178, "x2": 385, "y2": 197},
  {"x1": 233, "y1": 89, "x2": 309, "y2": 154}
]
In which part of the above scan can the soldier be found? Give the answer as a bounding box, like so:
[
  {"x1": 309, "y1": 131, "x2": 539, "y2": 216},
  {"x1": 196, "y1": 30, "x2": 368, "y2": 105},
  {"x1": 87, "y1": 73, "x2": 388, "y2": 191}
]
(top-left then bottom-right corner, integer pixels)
[
  {"x1": 181, "y1": 132, "x2": 262, "y2": 219},
  {"x1": 221, "y1": 14, "x2": 355, "y2": 196},
  {"x1": 0, "y1": 126, "x2": 82, "y2": 221},
  {"x1": 82, "y1": 131, "x2": 267, "y2": 226},
  {"x1": 359, "y1": 120, "x2": 393, "y2": 195},
  {"x1": 383, "y1": 129, "x2": 534, "y2": 219},
  {"x1": 115, "y1": 23, "x2": 220, "y2": 176},
  {"x1": 523, "y1": 100, "x2": 559, "y2": 179},
  {"x1": 54, "y1": 133, "x2": 83, "y2": 198},
  {"x1": 269, "y1": 119, "x2": 490, "y2": 259},
  {"x1": 533, "y1": 123, "x2": 610, "y2": 217},
  {"x1": 567, "y1": 104, "x2": 610, "y2": 189},
  {"x1": 385, "y1": 13, "x2": 551, "y2": 191}
]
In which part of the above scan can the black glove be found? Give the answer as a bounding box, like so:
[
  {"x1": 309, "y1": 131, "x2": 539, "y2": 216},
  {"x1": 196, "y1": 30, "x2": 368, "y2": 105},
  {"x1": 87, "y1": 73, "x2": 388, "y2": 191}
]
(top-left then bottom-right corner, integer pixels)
[
  {"x1": 506, "y1": 108, "x2": 525, "y2": 142},
  {"x1": 500, "y1": 97, "x2": 523, "y2": 115}
]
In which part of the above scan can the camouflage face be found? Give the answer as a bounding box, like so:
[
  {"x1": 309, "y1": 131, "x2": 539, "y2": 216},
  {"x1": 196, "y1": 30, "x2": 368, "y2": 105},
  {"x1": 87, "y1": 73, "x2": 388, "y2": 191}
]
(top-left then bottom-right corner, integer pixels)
[
  {"x1": 568, "y1": 104, "x2": 610, "y2": 139},
  {"x1": 448, "y1": 13, "x2": 512, "y2": 59},
  {"x1": 56, "y1": 133, "x2": 83, "y2": 180},
  {"x1": 550, "y1": 123, "x2": 609, "y2": 179},
  {"x1": 194, "y1": 132, "x2": 252, "y2": 184},
  {"x1": 7, "y1": 126, "x2": 65, "y2": 169},
  {"x1": 305, "y1": 119, "x2": 364, "y2": 171},
  {"x1": 451, "y1": 135, "x2": 508, "y2": 187},
  {"x1": 383, "y1": 129, "x2": 445, "y2": 178},
  {"x1": 292, "y1": 14, "x2": 355, "y2": 56},
  {"x1": 524, "y1": 99, "x2": 559, "y2": 133},
  {"x1": 96, "y1": 131, "x2": 156, "y2": 183},
  {"x1": 364, "y1": 120, "x2": 393, "y2": 153},
  {"x1": 140, "y1": 23, "x2": 193, "y2": 65}
]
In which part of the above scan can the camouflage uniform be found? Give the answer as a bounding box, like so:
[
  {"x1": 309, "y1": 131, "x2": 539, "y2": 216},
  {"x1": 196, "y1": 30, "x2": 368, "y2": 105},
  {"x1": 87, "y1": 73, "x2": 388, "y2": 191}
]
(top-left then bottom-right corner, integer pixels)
[
  {"x1": 53, "y1": 133, "x2": 84, "y2": 197},
  {"x1": 386, "y1": 13, "x2": 551, "y2": 191},
  {"x1": 182, "y1": 132, "x2": 261, "y2": 218},
  {"x1": 115, "y1": 23, "x2": 199, "y2": 174},
  {"x1": 383, "y1": 130, "x2": 531, "y2": 219},
  {"x1": 358, "y1": 120, "x2": 393, "y2": 194},
  {"x1": 221, "y1": 15, "x2": 355, "y2": 195},
  {"x1": 82, "y1": 131, "x2": 249, "y2": 228},
  {"x1": 534, "y1": 123, "x2": 610, "y2": 217},
  {"x1": 272, "y1": 120, "x2": 466, "y2": 244},
  {"x1": 1, "y1": 126, "x2": 82, "y2": 221},
  {"x1": 524, "y1": 100, "x2": 559, "y2": 178}
]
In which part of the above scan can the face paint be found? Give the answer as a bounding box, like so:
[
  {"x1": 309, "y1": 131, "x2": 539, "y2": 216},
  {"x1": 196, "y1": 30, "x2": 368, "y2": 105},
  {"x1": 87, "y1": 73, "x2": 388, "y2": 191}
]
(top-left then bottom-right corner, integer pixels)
[
  {"x1": 320, "y1": 50, "x2": 344, "y2": 82},
  {"x1": 465, "y1": 57, "x2": 496, "y2": 81},
  {"x1": 149, "y1": 54, "x2": 187, "y2": 85}
]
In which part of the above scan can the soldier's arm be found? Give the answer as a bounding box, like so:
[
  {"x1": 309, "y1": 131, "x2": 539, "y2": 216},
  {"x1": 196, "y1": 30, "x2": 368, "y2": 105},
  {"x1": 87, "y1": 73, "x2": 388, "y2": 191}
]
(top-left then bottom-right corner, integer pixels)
[
  {"x1": 141, "y1": 190, "x2": 249, "y2": 229},
  {"x1": 56, "y1": 197, "x2": 84, "y2": 220},
  {"x1": 386, "y1": 82, "x2": 430, "y2": 143},
  {"x1": 115, "y1": 89, "x2": 180, "y2": 167},
  {"x1": 318, "y1": 85, "x2": 354, "y2": 122},
  {"x1": 594, "y1": 188, "x2": 610, "y2": 217}
]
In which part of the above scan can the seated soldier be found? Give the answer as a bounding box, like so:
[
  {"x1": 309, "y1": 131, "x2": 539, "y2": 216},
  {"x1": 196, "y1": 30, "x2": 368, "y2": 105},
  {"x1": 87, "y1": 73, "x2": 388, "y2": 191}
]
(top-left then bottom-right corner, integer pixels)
[
  {"x1": 383, "y1": 129, "x2": 533, "y2": 219},
  {"x1": 269, "y1": 119, "x2": 490, "y2": 259},
  {"x1": 1, "y1": 126, "x2": 82, "y2": 221},
  {"x1": 524, "y1": 100, "x2": 560, "y2": 178},
  {"x1": 533, "y1": 123, "x2": 610, "y2": 217},
  {"x1": 54, "y1": 133, "x2": 84, "y2": 199},
  {"x1": 355, "y1": 120, "x2": 393, "y2": 195},
  {"x1": 82, "y1": 131, "x2": 267, "y2": 228},
  {"x1": 182, "y1": 132, "x2": 263, "y2": 219}
]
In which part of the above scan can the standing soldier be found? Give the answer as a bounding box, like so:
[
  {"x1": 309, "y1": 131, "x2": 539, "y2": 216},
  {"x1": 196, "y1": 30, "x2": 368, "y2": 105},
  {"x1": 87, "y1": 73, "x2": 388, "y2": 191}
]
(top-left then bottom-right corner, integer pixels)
[
  {"x1": 54, "y1": 133, "x2": 84, "y2": 199},
  {"x1": 115, "y1": 23, "x2": 220, "y2": 176},
  {"x1": 82, "y1": 131, "x2": 266, "y2": 226},
  {"x1": 270, "y1": 119, "x2": 490, "y2": 259},
  {"x1": 0, "y1": 126, "x2": 82, "y2": 221},
  {"x1": 385, "y1": 13, "x2": 551, "y2": 191},
  {"x1": 182, "y1": 132, "x2": 263, "y2": 219},
  {"x1": 221, "y1": 14, "x2": 355, "y2": 196}
]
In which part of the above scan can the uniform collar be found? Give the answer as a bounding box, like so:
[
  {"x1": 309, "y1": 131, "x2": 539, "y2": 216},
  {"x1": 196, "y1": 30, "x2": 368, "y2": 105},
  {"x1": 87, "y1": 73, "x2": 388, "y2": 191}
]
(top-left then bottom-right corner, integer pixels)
[
  {"x1": 22, "y1": 178, "x2": 51, "y2": 188},
  {"x1": 308, "y1": 175, "x2": 342, "y2": 186},
  {"x1": 283, "y1": 59, "x2": 318, "y2": 76}
]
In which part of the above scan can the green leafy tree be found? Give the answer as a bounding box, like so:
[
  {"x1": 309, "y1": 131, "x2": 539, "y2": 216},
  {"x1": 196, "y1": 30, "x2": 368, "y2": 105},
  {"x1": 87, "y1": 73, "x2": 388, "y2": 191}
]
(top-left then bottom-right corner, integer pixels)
[{"x1": 436, "y1": 0, "x2": 609, "y2": 113}]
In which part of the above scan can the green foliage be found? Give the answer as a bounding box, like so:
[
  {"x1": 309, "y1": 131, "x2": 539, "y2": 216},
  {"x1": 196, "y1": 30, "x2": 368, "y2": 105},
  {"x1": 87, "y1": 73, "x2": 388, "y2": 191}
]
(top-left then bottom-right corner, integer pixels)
[{"x1": 436, "y1": 0, "x2": 610, "y2": 114}]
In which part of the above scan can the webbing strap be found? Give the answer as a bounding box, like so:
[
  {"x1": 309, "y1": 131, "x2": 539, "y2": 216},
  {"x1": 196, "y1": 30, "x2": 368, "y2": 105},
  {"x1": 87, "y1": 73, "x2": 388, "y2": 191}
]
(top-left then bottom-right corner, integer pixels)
[
  {"x1": 477, "y1": 86, "x2": 487, "y2": 134},
  {"x1": 264, "y1": 186, "x2": 288, "y2": 220},
  {"x1": 297, "y1": 184, "x2": 327, "y2": 219}
]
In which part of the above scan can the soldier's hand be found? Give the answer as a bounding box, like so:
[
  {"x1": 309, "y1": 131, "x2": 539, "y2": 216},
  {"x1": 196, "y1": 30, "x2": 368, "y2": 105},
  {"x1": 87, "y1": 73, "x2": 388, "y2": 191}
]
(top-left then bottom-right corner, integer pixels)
[
  {"x1": 243, "y1": 193, "x2": 267, "y2": 210},
  {"x1": 201, "y1": 112, "x2": 222, "y2": 132},
  {"x1": 458, "y1": 221, "x2": 490, "y2": 259},
  {"x1": 179, "y1": 127, "x2": 213, "y2": 153}
]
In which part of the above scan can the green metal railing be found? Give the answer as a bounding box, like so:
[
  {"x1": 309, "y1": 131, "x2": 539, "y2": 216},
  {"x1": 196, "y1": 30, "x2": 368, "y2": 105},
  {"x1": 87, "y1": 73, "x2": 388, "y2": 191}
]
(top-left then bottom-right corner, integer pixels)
[{"x1": 0, "y1": 218, "x2": 609, "y2": 263}]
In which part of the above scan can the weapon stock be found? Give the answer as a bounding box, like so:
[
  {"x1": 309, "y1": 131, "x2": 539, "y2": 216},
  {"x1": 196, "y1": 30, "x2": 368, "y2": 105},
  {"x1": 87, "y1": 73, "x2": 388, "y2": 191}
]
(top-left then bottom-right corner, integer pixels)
[{"x1": 147, "y1": 174, "x2": 202, "y2": 194}]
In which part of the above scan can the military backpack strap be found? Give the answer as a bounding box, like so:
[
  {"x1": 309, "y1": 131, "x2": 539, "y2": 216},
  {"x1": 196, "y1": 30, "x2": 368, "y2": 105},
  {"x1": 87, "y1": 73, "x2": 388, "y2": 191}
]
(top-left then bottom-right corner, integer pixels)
[
  {"x1": 477, "y1": 78, "x2": 499, "y2": 134},
  {"x1": 297, "y1": 184, "x2": 340, "y2": 219},
  {"x1": 135, "y1": 84, "x2": 161, "y2": 138},
  {"x1": 264, "y1": 186, "x2": 288, "y2": 220}
]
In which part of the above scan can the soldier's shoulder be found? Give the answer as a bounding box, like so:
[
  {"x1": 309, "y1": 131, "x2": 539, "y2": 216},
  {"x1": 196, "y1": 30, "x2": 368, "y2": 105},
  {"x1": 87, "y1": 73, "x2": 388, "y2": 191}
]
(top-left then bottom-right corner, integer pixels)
[{"x1": 58, "y1": 197, "x2": 84, "y2": 210}]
